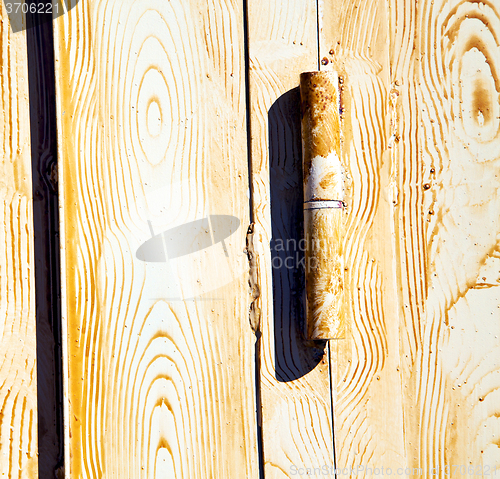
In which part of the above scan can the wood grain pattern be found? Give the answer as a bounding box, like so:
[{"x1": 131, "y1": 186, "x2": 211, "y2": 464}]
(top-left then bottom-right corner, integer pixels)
[
  {"x1": 0, "y1": 4, "x2": 38, "y2": 477},
  {"x1": 321, "y1": 0, "x2": 407, "y2": 470},
  {"x1": 247, "y1": 0, "x2": 334, "y2": 476},
  {"x1": 324, "y1": 0, "x2": 500, "y2": 473},
  {"x1": 54, "y1": 1, "x2": 258, "y2": 477},
  {"x1": 391, "y1": 0, "x2": 500, "y2": 471}
]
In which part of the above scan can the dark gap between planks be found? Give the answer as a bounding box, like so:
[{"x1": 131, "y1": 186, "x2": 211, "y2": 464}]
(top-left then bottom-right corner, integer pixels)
[{"x1": 26, "y1": 6, "x2": 65, "y2": 477}]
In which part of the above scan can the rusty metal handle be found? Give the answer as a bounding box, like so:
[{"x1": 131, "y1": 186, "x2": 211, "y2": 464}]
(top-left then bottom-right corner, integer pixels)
[{"x1": 300, "y1": 71, "x2": 345, "y2": 340}]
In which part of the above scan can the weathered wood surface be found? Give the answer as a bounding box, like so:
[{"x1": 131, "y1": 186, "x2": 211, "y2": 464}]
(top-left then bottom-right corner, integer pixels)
[
  {"x1": 247, "y1": 0, "x2": 335, "y2": 476},
  {"x1": 43, "y1": 0, "x2": 500, "y2": 475},
  {"x1": 0, "y1": 4, "x2": 38, "y2": 477},
  {"x1": 392, "y1": 0, "x2": 500, "y2": 471},
  {"x1": 321, "y1": 0, "x2": 406, "y2": 470},
  {"x1": 323, "y1": 0, "x2": 500, "y2": 473},
  {"x1": 54, "y1": 1, "x2": 258, "y2": 477}
]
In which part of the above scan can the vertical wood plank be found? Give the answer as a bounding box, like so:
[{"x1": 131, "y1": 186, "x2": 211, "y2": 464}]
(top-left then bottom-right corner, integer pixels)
[
  {"x1": 247, "y1": 1, "x2": 335, "y2": 477},
  {"x1": 391, "y1": 0, "x2": 500, "y2": 471},
  {"x1": 54, "y1": 1, "x2": 258, "y2": 477},
  {"x1": 0, "y1": 5, "x2": 38, "y2": 478},
  {"x1": 321, "y1": 0, "x2": 407, "y2": 470},
  {"x1": 324, "y1": 0, "x2": 500, "y2": 473}
]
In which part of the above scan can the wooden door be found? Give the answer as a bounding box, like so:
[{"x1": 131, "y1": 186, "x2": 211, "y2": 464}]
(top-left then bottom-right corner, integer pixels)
[{"x1": 1, "y1": 0, "x2": 499, "y2": 477}]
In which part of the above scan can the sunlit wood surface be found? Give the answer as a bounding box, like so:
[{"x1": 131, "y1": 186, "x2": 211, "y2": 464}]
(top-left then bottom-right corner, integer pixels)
[
  {"x1": 392, "y1": 0, "x2": 500, "y2": 471},
  {"x1": 13, "y1": 0, "x2": 499, "y2": 476},
  {"x1": 0, "y1": 4, "x2": 38, "y2": 477},
  {"x1": 54, "y1": 1, "x2": 258, "y2": 477},
  {"x1": 247, "y1": 1, "x2": 335, "y2": 477},
  {"x1": 323, "y1": 0, "x2": 500, "y2": 473},
  {"x1": 321, "y1": 0, "x2": 407, "y2": 470}
]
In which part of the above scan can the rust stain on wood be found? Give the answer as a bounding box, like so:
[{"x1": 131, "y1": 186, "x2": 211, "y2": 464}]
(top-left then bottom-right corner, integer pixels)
[
  {"x1": 304, "y1": 208, "x2": 345, "y2": 339},
  {"x1": 300, "y1": 71, "x2": 345, "y2": 340},
  {"x1": 300, "y1": 71, "x2": 342, "y2": 197}
]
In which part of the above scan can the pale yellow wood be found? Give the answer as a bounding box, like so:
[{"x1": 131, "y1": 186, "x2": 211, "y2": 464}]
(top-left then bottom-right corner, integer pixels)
[
  {"x1": 321, "y1": 0, "x2": 407, "y2": 470},
  {"x1": 247, "y1": 0, "x2": 334, "y2": 476},
  {"x1": 0, "y1": 4, "x2": 38, "y2": 478},
  {"x1": 391, "y1": 0, "x2": 500, "y2": 471},
  {"x1": 324, "y1": 0, "x2": 500, "y2": 473},
  {"x1": 54, "y1": 1, "x2": 258, "y2": 477}
]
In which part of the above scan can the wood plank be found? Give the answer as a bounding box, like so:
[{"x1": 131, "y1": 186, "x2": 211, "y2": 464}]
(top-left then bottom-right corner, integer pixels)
[
  {"x1": 324, "y1": 0, "x2": 500, "y2": 473},
  {"x1": 246, "y1": 1, "x2": 335, "y2": 476},
  {"x1": 0, "y1": 4, "x2": 38, "y2": 478},
  {"x1": 53, "y1": 1, "x2": 258, "y2": 477},
  {"x1": 320, "y1": 0, "x2": 407, "y2": 470},
  {"x1": 390, "y1": 0, "x2": 500, "y2": 471}
]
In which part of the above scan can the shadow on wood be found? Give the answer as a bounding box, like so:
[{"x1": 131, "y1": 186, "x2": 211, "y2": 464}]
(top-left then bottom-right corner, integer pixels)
[
  {"x1": 26, "y1": 10, "x2": 65, "y2": 477},
  {"x1": 268, "y1": 88, "x2": 326, "y2": 382}
]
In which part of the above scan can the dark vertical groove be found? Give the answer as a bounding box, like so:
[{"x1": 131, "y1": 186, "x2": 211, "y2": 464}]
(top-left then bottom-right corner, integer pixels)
[
  {"x1": 242, "y1": 1, "x2": 265, "y2": 478},
  {"x1": 317, "y1": 0, "x2": 338, "y2": 471},
  {"x1": 25, "y1": 8, "x2": 64, "y2": 477},
  {"x1": 254, "y1": 332, "x2": 265, "y2": 479},
  {"x1": 328, "y1": 342, "x2": 338, "y2": 477},
  {"x1": 242, "y1": 0, "x2": 254, "y2": 225}
]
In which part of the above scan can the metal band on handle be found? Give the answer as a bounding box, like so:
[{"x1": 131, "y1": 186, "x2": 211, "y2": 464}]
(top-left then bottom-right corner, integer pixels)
[{"x1": 304, "y1": 200, "x2": 344, "y2": 210}]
